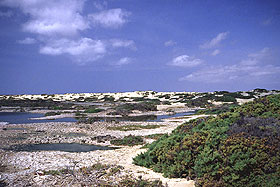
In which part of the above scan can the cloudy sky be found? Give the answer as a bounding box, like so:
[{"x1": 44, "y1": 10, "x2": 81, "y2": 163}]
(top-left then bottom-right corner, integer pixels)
[{"x1": 0, "y1": 0, "x2": 280, "y2": 94}]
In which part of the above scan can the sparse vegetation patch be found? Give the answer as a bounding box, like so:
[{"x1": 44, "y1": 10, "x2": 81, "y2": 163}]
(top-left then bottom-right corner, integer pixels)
[
  {"x1": 84, "y1": 108, "x2": 104, "y2": 113},
  {"x1": 143, "y1": 133, "x2": 166, "y2": 140},
  {"x1": 110, "y1": 135, "x2": 144, "y2": 146},
  {"x1": 34, "y1": 164, "x2": 165, "y2": 187},
  {"x1": 44, "y1": 111, "x2": 61, "y2": 116},
  {"x1": 108, "y1": 124, "x2": 164, "y2": 131}
]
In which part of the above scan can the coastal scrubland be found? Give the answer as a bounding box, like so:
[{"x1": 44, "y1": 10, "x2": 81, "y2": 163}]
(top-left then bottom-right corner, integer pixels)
[
  {"x1": 0, "y1": 89, "x2": 279, "y2": 186},
  {"x1": 133, "y1": 94, "x2": 280, "y2": 186}
]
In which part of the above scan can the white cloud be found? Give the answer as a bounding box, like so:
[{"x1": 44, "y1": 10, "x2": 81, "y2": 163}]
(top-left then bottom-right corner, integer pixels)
[
  {"x1": 17, "y1": 37, "x2": 36, "y2": 44},
  {"x1": 113, "y1": 57, "x2": 131, "y2": 66},
  {"x1": 240, "y1": 47, "x2": 269, "y2": 66},
  {"x1": 110, "y1": 39, "x2": 136, "y2": 50},
  {"x1": 180, "y1": 64, "x2": 280, "y2": 83},
  {"x1": 88, "y1": 8, "x2": 130, "y2": 28},
  {"x1": 169, "y1": 55, "x2": 203, "y2": 67},
  {"x1": 0, "y1": 10, "x2": 13, "y2": 17},
  {"x1": 179, "y1": 65, "x2": 238, "y2": 83},
  {"x1": 248, "y1": 47, "x2": 269, "y2": 58},
  {"x1": 40, "y1": 38, "x2": 106, "y2": 63},
  {"x1": 200, "y1": 32, "x2": 229, "y2": 49},
  {"x1": 239, "y1": 58, "x2": 258, "y2": 66},
  {"x1": 1, "y1": 0, "x2": 89, "y2": 36},
  {"x1": 164, "y1": 40, "x2": 176, "y2": 47},
  {"x1": 1, "y1": 0, "x2": 134, "y2": 64},
  {"x1": 211, "y1": 49, "x2": 220, "y2": 56},
  {"x1": 179, "y1": 48, "x2": 280, "y2": 83},
  {"x1": 93, "y1": 0, "x2": 107, "y2": 10}
]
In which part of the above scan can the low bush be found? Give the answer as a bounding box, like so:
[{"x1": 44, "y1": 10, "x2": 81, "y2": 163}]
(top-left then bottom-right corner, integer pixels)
[
  {"x1": 119, "y1": 177, "x2": 163, "y2": 187},
  {"x1": 0, "y1": 99, "x2": 74, "y2": 109},
  {"x1": 184, "y1": 95, "x2": 213, "y2": 107},
  {"x1": 144, "y1": 133, "x2": 166, "y2": 140},
  {"x1": 113, "y1": 102, "x2": 158, "y2": 115},
  {"x1": 84, "y1": 108, "x2": 104, "y2": 113},
  {"x1": 103, "y1": 96, "x2": 115, "y2": 102},
  {"x1": 75, "y1": 111, "x2": 87, "y2": 117},
  {"x1": 110, "y1": 135, "x2": 144, "y2": 146},
  {"x1": 108, "y1": 124, "x2": 164, "y2": 131},
  {"x1": 254, "y1": 88, "x2": 269, "y2": 93},
  {"x1": 35, "y1": 164, "x2": 165, "y2": 186},
  {"x1": 44, "y1": 111, "x2": 61, "y2": 116},
  {"x1": 161, "y1": 101, "x2": 171, "y2": 105},
  {"x1": 214, "y1": 95, "x2": 237, "y2": 102},
  {"x1": 133, "y1": 94, "x2": 280, "y2": 186},
  {"x1": 196, "y1": 104, "x2": 238, "y2": 115}
]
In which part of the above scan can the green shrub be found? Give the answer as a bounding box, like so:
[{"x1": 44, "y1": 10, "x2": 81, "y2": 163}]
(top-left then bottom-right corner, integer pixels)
[
  {"x1": 144, "y1": 133, "x2": 165, "y2": 140},
  {"x1": 103, "y1": 96, "x2": 115, "y2": 102},
  {"x1": 161, "y1": 101, "x2": 171, "y2": 105},
  {"x1": 254, "y1": 88, "x2": 269, "y2": 93},
  {"x1": 113, "y1": 102, "x2": 158, "y2": 115},
  {"x1": 133, "y1": 94, "x2": 280, "y2": 186},
  {"x1": 184, "y1": 95, "x2": 213, "y2": 107},
  {"x1": 119, "y1": 177, "x2": 163, "y2": 187},
  {"x1": 108, "y1": 124, "x2": 164, "y2": 131},
  {"x1": 111, "y1": 135, "x2": 144, "y2": 146},
  {"x1": 75, "y1": 111, "x2": 87, "y2": 117},
  {"x1": 84, "y1": 108, "x2": 104, "y2": 113},
  {"x1": 215, "y1": 95, "x2": 236, "y2": 102},
  {"x1": 44, "y1": 111, "x2": 61, "y2": 116},
  {"x1": 197, "y1": 104, "x2": 238, "y2": 115}
]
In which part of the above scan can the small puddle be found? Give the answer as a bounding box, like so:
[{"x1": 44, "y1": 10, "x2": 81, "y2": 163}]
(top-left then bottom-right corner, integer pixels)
[
  {"x1": 4, "y1": 143, "x2": 115, "y2": 152},
  {"x1": 154, "y1": 111, "x2": 196, "y2": 121},
  {"x1": 2, "y1": 127, "x2": 27, "y2": 131}
]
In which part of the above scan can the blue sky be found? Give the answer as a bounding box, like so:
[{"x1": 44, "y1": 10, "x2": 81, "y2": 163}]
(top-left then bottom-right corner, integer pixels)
[{"x1": 0, "y1": 0, "x2": 280, "y2": 94}]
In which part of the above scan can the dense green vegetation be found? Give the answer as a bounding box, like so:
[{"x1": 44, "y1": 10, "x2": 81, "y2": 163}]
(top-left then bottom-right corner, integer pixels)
[
  {"x1": 196, "y1": 104, "x2": 238, "y2": 115},
  {"x1": 133, "y1": 94, "x2": 280, "y2": 186},
  {"x1": 44, "y1": 111, "x2": 61, "y2": 116},
  {"x1": 0, "y1": 99, "x2": 74, "y2": 109},
  {"x1": 108, "y1": 124, "x2": 164, "y2": 131},
  {"x1": 113, "y1": 102, "x2": 158, "y2": 115},
  {"x1": 110, "y1": 135, "x2": 144, "y2": 146},
  {"x1": 144, "y1": 133, "x2": 166, "y2": 140},
  {"x1": 103, "y1": 95, "x2": 115, "y2": 102},
  {"x1": 84, "y1": 108, "x2": 104, "y2": 113},
  {"x1": 77, "y1": 115, "x2": 157, "y2": 123},
  {"x1": 183, "y1": 90, "x2": 259, "y2": 107}
]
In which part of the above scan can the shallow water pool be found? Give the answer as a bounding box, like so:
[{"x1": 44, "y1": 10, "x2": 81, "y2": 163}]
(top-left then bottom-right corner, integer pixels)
[
  {"x1": 0, "y1": 112, "x2": 77, "y2": 124},
  {"x1": 4, "y1": 143, "x2": 114, "y2": 152}
]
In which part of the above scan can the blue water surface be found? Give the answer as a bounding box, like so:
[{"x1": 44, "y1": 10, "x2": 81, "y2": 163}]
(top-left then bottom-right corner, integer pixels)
[
  {"x1": 152, "y1": 111, "x2": 195, "y2": 122},
  {"x1": 4, "y1": 143, "x2": 114, "y2": 152},
  {"x1": 0, "y1": 112, "x2": 77, "y2": 124},
  {"x1": 0, "y1": 111, "x2": 195, "y2": 124}
]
